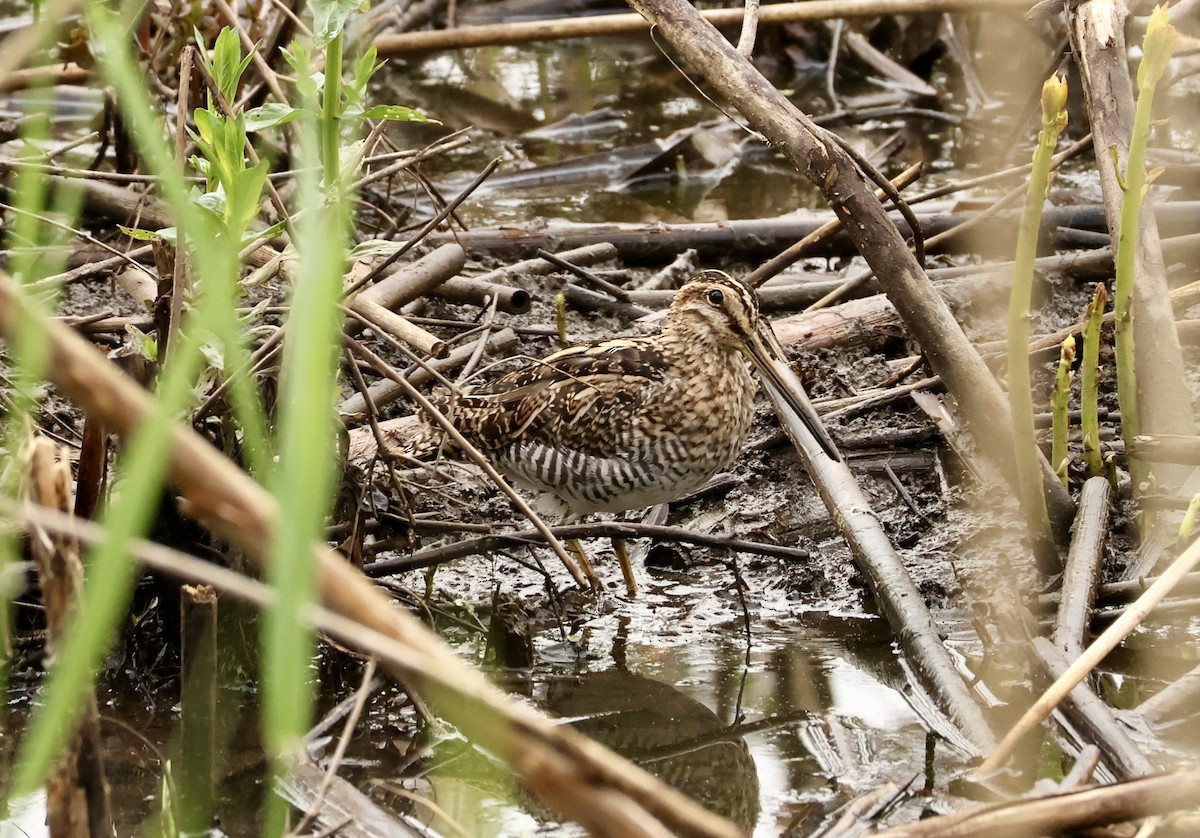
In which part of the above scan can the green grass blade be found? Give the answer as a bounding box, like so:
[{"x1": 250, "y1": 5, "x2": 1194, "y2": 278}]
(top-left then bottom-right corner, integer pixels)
[{"x1": 259, "y1": 39, "x2": 351, "y2": 834}]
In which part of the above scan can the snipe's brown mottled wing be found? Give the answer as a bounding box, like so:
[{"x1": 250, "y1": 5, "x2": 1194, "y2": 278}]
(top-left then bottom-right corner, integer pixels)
[{"x1": 435, "y1": 337, "x2": 674, "y2": 457}]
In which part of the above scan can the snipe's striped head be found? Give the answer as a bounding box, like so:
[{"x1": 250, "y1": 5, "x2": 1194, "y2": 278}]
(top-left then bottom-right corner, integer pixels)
[
  {"x1": 664, "y1": 269, "x2": 761, "y2": 350},
  {"x1": 669, "y1": 270, "x2": 840, "y2": 462}
]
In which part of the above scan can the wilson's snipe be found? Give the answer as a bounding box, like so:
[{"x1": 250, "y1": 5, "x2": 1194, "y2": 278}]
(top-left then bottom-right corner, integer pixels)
[{"x1": 418, "y1": 270, "x2": 837, "y2": 594}]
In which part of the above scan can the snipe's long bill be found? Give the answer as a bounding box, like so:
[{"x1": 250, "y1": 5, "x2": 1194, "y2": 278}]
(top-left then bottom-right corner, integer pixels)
[{"x1": 744, "y1": 320, "x2": 840, "y2": 463}]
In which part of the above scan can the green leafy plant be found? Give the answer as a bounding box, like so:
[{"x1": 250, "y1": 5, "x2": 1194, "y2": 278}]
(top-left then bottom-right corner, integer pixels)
[
  {"x1": 282, "y1": 23, "x2": 429, "y2": 192},
  {"x1": 190, "y1": 28, "x2": 277, "y2": 244}
]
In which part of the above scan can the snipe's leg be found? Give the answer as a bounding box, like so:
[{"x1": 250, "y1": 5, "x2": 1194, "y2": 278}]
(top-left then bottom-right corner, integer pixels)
[
  {"x1": 558, "y1": 509, "x2": 599, "y2": 591},
  {"x1": 613, "y1": 538, "x2": 637, "y2": 597},
  {"x1": 566, "y1": 538, "x2": 601, "y2": 591},
  {"x1": 561, "y1": 509, "x2": 630, "y2": 594}
]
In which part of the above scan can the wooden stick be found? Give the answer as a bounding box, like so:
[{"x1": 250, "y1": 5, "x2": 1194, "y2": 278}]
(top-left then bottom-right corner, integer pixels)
[
  {"x1": 1052, "y1": 477, "x2": 1111, "y2": 661},
  {"x1": 344, "y1": 297, "x2": 448, "y2": 359},
  {"x1": 372, "y1": 0, "x2": 1033, "y2": 55},
  {"x1": 761, "y1": 370, "x2": 997, "y2": 754},
  {"x1": 432, "y1": 275, "x2": 532, "y2": 313},
  {"x1": 355, "y1": 243, "x2": 465, "y2": 309},
  {"x1": 179, "y1": 584, "x2": 218, "y2": 833}
]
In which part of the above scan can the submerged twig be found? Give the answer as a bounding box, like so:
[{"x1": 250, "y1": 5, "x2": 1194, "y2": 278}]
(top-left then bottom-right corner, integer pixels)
[
  {"x1": 1031, "y1": 637, "x2": 1154, "y2": 780},
  {"x1": 363, "y1": 520, "x2": 811, "y2": 574},
  {"x1": 873, "y1": 768, "x2": 1200, "y2": 837}
]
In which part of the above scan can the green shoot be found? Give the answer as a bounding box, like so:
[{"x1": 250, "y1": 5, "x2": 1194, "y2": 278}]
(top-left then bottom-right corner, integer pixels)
[
  {"x1": 1007, "y1": 74, "x2": 1068, "y2": 535},
  {"x1": 1113, "y1": 6, "x2": 1178, "y2": 481},
  {"x1": 1179, "y1": 493, "x2": 1200, "y2": 541},
  {"x1": 1051, "y1": 336, "x2": 1075, "y2": 487}
]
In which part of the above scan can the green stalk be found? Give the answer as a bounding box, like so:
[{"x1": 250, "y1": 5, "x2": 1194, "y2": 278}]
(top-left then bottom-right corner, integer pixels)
[
  {"x1": 1114, "y1": 8, "x2": 1177, "y2": 473},
  {"x1": 321, "y1": 31, "x2": 343, "y2": 191},
  {"x1": 1081, "y1": 283, "x2": 1107, "y2": 477},
  {"x1": 1051, "y1": 335, "x2": 1075, "y2": 487},
  {"x1": 1007, "y1": 74, "x2": 1068, "y2": 533}
]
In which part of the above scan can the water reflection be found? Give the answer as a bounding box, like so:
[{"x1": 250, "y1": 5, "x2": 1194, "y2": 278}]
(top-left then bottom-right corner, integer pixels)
[
  {"x1": 1, "y1": 791, "x2": 48, "y2": 838},
  {"x1": 547, "y1": 668, "x2": 761, "y2": 829},
  {"x1": 398, "y1": 568, "x2": 938, "y2": 836},
  {"x1": 532, "y1": 601, "x2": 929, "y2": 835},
  {"x1": 378, "y1": 38, "x2": 836, "y2": 225}
]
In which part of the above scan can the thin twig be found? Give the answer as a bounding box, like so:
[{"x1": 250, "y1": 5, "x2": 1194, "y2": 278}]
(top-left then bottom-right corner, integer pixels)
[
  {"x1": 737, "y1": 0, "x2": 761, "y2": 57},
  {"x1": 289, "y1": 659, "x2": 379, "y2": 836},
  {"x1": 363, "y1": 520, "x2": 811, "y2": 575}
]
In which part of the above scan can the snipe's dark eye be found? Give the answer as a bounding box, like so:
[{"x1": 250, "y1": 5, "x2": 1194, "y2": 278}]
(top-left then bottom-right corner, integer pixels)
[{"x1": 707, "y1": 288, "x2": 724, "y2": 306}]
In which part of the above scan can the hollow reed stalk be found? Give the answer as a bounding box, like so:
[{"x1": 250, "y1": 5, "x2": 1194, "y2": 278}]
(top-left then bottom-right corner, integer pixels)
[
  {"x1": 1081, "y1": 283, "x2": 1107, "y2": 477},
  {"x1": 1051, "y1": 336, "x2": 1075, "y2": 486},
  {"x1": 1114, "y1": 8, "x2": 1177, "y2": 474},
  {"x1": 1007, "y1": 74, "x2": 1068, "y2": 534}
]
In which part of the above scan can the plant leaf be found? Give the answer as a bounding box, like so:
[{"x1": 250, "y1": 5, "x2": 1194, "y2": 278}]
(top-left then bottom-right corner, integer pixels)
[
  {"x1": 244, "y1": 103, "x2": 302, "y2": 132},
  {"x1": 312, "y1": 0, "x2": 366, "y2": 43},
  {"x1": 359, "y1": 104, "x2": 432, "y2": 122}
]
